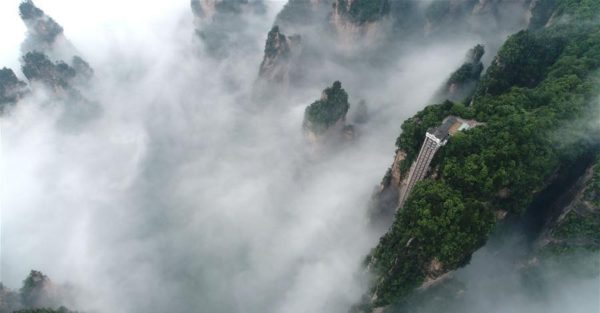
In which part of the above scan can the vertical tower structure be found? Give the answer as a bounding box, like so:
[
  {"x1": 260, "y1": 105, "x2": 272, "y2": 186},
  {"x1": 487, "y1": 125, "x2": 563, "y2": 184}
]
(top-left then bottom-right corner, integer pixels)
[{"x1": 397, "y1": 116, "x2": 479, "y2": 208}]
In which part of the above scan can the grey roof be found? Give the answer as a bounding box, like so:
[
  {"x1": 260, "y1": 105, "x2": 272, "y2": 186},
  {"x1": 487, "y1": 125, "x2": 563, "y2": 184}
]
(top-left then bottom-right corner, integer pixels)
[{"x1": 428, "y1": 116, "x2": 458, "y2": 141}]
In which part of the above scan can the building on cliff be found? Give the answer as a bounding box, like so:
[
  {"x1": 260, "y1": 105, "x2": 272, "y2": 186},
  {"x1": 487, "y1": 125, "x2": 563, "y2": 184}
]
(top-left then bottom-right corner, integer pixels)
[{"x1": 397, "y1": 116, "x2": 480, "y2": 208}]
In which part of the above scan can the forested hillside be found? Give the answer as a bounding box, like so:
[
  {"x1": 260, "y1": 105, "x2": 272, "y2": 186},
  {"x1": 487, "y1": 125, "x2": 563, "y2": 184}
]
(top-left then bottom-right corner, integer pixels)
[{"x1": 367, "y1": 0, "x2": 600, "y2": 309}]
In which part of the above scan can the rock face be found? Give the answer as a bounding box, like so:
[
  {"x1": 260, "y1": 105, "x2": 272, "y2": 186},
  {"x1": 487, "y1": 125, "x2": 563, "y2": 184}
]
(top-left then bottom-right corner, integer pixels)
[
  {"x1": 19, "y1": 0, "x2": 79, "y2": 62},
  {"x1": 303, "y1": 81, "x2": 350, "y2": 142},
  {"x1": 331, "y1": 0, "x2": 390, "y2": 26},
  {"x1": 330, "y1": 0, "x2": 390, "y2": 41},
  {"x1": 2, "y1": 1, "x2": 95, "y2": 112},
  {"x1": 537, "y1": 155, "x2": 600, "y2": 251},
  {"x1": 191, "y1": 0, "x2": 266, "y2": 57},
  {"x1": 21, "y1": 52, "x2": 92, "y2": 104},
  {"x1": 19, "y1": 0, "x2": 64, "y2": 51},
  {"x1": 435, "y1": 44, "x2": 485, "y2": 102},
  {"x1": 0, "y1": 1, "x2": 95, "y2": 115},
  {"x1": 275, "y1": 0, "x2": 332, "y2": 31},
  {"x1": 0, "y1": 68, "x2": 29, "y2": 111},
  {"x1": 424, "y1": 0, "x2": 532, "y2": 37},
  {"x1": 258, "y1": 26, "x2": 301, "y2": 83},
  {"x1": 23, "y1": 52, "x2": 75, "y2": 90},
  {"x1": 369, "y1": 149, "x2": 408, "y2": 228}
]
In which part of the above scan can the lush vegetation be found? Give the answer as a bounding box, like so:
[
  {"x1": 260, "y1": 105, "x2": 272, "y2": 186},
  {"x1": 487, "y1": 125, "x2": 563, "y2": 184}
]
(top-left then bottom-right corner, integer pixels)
[
  {"x1": 370, "y1": 0, "x2": 600, "y2": 307},
  {"x1": 19, "y1": 271, "x2": 57, "y2": 309},
  {"x1": 547, "y1": 156, "x2": 600, "y2": 247},
  {"x1": 262, "y1": 26, "x2": 290, "y2": 61},
  {"x1": 552, "y1": 211, "x2": 600, "y2": 244},
  {"x1": 0, "y1": 271, "x2": 76, "y2": 313},
  {"x1": 303, "y1": 81, "x2": 350, "y2": 134},
  {"x1": 394, "y1": 100, "x2": 470, "y2": 176},
  {"x1": 368, "y1": 180, "x2": 494, "y2": 305},
  {"x1": 435, "y1": 44, "x2": 485, "y2": 102},
  {"x1": 446, "y1": 45, "x2": 484, "y2": 86},
  {"x1": 22, "y1": 52, "x2": 76, "y2": 89}
]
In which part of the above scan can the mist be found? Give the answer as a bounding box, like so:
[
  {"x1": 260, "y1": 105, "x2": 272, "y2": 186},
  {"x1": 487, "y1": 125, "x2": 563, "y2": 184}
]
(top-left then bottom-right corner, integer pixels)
[{"x1": 1, "y1": 1, "x2": 596, "y2": 313}]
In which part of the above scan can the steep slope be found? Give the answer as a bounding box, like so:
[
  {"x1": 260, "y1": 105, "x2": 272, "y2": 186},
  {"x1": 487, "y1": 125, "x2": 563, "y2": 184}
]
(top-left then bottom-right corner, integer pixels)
[
  {"x1": 365, "y1": 0, "x2": 600, "y2": 310},
  {"x1": 0, "y1": 1, "x2": 95, "y2": 115},
  {"x1": 19, "y1": 0, "x2": 80, "y2": 62},
  {"x1": 0, "y1": 68, "x2": 29, "y2": 112},
  {"x1": 257, "y1": 26, "x2": 301, "y2": 84},
  {"x1": 329, "y1": 0, "x2": 390, "y2": 40},
  {"x1": 191, "y1": 0, "x2": 266, "y2": 57},
  {"x1": 434, "y1": 45, "x2": 485, "y2": 103},
  {"x1": 537, "y1": 154, "x2": 600, "y2": 253}
]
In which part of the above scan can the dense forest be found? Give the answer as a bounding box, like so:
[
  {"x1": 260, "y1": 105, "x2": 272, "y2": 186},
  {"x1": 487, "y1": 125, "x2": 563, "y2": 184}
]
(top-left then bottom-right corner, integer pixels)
[{"x1": 367, "y1": 0, "x2": 600, "y2": 308}]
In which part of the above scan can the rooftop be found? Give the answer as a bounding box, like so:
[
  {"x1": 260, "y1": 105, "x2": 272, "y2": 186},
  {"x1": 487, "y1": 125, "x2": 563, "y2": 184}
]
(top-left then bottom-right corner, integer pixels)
[{"x1": 428, "y1": 115, "x2": 481, "y2": 141}]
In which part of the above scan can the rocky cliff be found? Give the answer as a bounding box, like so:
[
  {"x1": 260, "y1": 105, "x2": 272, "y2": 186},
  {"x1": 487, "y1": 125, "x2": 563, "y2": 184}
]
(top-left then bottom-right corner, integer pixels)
[
  {"x1": 19, "y1": 0, "x2": 80, "y2": 62},
  {"x1": 0, "y1": 68, "x2": 29, "y2": 112},
  {"x1": 330, "y1": 0, "x2": 390, "y2": 40},
  {"x1": 434, "y1": 44, "x2": 485, "y2": 103},
  {"x1": 537, "y1": 154, "x2": 600, "y2": 253},
  {"x1": 257, "y1": 26, "x2": 301, "y2": 84},
  {"x1": 0, "y1": 1, "x2": 95, "y2": 115},
  {"x1": 191, "y1": 0, "x2": 266, "y2": 57}
]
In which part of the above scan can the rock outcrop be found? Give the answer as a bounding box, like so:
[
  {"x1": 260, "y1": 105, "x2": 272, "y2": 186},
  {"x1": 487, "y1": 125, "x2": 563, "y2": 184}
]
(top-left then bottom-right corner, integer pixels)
[
  {"x1": 330, "y1": 0, "x2": 390, "y2": 41},
  {"x1": 19, "y1": 271, "x2": 59, "y2": 309},
  {"x1": 275, "y1": 0, "x2": 332, "y2": 31},
  {"x1": 435, "y1": 44, "x2": 485, "y2": 102},
  {"x1": 0, "y1": 270, "x2": 79, "y2": 313},
  {"x1": 303, "y1": 81, "x2": 351, "y2": 143},
  {"x1": 0, "y1": 1, "x2": 95, "y2": 115},
  {"x1": 258, "y1": 26, "x2": 301, "y2": 84},
  {"x1": 0, "y1": 68, "x2": 29, "y2": 112},
  {"x1": 19, "y1": 0, "x2": 79, "y2": 61},
  {"x1": 11, "y1": 1, "x2": 94, "y2": 111},
  {"x1": 369, "y1": 149, "x2": 408, "y2": 228},
  {"x1": 424, "y1": 0, "x2": 532, "y2": 37},
  {"x1": 537, "y1": 155, "x2": 600, "y2": 252},
  {"x1": 21, "y1": 52, "x2": 92, "y2": 105}
]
